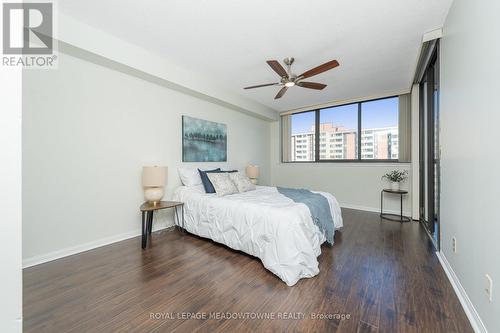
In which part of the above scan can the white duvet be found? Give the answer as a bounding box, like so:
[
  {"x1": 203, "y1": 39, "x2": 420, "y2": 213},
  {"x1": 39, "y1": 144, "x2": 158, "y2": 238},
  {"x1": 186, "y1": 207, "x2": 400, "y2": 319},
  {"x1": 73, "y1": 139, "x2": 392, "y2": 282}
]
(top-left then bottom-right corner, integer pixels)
[{"x1": 172, "y1": 185, "x2": 343, "y2": 286}]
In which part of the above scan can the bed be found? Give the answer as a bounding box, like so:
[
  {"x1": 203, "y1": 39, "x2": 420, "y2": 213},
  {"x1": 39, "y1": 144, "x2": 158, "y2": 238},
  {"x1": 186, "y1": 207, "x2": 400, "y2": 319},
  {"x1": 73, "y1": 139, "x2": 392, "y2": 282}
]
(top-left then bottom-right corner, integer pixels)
[{"x1": 172, "y1": 185, "x2": 343, "y2": 286}]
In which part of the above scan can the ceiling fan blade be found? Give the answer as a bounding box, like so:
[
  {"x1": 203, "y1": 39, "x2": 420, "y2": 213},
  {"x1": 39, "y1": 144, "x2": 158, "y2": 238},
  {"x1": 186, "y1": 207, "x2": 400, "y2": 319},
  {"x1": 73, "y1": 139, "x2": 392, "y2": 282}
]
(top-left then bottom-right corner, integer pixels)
[
  {"x1": 244, "y1": 83, "x2": 279, "y2": 89},
  {"x1": 274, "y1": 86, "x2": 288, "y2": 99},
  {"x1": 298, "y1": 60, "x2": 339, "y2": 79},
  {"x1": 267, "y1": 60, "x2": 288, "y2": 77},
  {"x1": 297, "y1": 81, "x2": 327, "y2": 90}
]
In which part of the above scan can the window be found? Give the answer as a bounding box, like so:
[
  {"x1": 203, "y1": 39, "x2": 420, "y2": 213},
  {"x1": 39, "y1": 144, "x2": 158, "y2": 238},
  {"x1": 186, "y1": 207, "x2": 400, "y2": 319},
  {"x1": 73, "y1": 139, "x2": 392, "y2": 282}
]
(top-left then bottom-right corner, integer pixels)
[
  {"x1": 288, "y1": 111, "x2": 316, "y2": 162},
  {"x1": 282, "y1": 96, "x2": 407, "y2": 162},
  {"x1": 361, "y1": 98, "x2": 399, "y2": 160},
  {"x1": 319, "y1": 104, "x2": 358, "y2": 160}
]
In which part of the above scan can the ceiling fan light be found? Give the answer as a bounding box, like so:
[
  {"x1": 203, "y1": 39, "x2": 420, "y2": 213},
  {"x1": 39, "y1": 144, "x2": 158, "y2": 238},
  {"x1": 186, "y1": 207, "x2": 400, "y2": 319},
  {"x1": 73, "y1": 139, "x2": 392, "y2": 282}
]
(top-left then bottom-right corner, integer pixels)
[{"x1": 285, "y1": 81, "x2": 295, "y2": 87}]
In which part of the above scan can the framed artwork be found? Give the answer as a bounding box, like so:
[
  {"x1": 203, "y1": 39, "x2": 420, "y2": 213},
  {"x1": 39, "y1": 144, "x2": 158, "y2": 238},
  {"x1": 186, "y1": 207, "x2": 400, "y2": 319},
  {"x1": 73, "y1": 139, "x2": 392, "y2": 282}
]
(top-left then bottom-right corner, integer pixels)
[{"x1": 182, "y1": 116, "x2": 227, "y2": 162}]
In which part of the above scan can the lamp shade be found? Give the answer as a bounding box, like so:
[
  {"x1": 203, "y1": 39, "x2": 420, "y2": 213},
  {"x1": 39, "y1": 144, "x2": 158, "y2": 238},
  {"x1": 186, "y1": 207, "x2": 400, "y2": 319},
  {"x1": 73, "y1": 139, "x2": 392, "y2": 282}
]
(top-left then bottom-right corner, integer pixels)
[
  {"x1": 142, "y1": 166, "x2": 167, "y2": 187},
  {"x1": 246, "y1": 165, "x2": 259, "y2": 179}
]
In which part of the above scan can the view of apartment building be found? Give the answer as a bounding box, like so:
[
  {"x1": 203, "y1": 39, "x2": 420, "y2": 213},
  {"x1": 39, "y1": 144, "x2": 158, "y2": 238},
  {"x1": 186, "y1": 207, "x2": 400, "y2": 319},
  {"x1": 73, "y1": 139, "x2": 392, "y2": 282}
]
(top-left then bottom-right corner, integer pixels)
[{"x1": 291, "y1": 123, "x2": 398, "y2": 161}]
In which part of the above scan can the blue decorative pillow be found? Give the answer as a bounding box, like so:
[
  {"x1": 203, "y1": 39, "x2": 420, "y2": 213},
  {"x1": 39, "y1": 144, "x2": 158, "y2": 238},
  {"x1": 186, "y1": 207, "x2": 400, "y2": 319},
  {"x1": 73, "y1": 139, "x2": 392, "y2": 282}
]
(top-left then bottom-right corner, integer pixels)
[{"x1": 198, "y1": 168, "x2": 221, "y2": 193}]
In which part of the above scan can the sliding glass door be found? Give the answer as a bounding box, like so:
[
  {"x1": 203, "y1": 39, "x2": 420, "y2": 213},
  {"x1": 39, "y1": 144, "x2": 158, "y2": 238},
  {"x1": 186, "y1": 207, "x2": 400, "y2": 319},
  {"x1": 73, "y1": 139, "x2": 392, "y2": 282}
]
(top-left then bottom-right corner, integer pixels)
[{"x1": 419, "y1": 43, "x2": 440, "y2": 248}]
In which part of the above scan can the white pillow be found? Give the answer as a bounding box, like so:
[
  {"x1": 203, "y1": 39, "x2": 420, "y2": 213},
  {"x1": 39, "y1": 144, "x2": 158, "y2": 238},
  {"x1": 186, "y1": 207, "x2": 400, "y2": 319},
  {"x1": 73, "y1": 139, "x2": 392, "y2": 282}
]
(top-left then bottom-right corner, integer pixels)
[
  {"x1": 207, "y1": 173, "x2": 238, "y2": 196},
  {"x1": 177, "y1": 167, "x2": 202, "y2": 186},
  {"x1": 229, "y1": 172, "x2": 255, "y2": 193}
]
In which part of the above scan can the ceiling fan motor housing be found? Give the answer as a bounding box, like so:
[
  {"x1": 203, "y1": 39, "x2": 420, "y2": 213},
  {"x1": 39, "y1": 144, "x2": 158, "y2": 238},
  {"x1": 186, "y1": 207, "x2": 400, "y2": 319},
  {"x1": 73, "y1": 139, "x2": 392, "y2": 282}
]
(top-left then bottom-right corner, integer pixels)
[{"x1": 281, "y1": 75, "x2": 297, "y2": 84}]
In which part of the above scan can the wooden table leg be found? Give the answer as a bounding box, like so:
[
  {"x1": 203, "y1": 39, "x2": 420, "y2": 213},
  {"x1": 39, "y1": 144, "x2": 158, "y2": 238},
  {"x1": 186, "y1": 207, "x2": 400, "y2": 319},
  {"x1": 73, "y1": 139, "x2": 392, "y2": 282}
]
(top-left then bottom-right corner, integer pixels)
[
  {"x1": 174, "y1": 207, "x2": 178, "y2": 230},
  {"x1": 174, "y1": 206, "x2": 184, "y2": 232},
  {"x1": 147, "y1": 211, "x2": 153, "y2": 235},
  {"x1": 141, "y1": 211, "x2": 147, "y2": 249}
]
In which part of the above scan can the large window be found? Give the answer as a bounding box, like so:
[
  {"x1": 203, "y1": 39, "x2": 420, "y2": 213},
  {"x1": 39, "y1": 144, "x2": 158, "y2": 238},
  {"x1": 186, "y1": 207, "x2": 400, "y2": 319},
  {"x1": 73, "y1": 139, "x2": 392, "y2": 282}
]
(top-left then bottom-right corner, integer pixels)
[
  {"x1": 290, "y1": 111, "x2": 316, "y2": 162},
  {"x1": 283, "y1": 96, "x2": 406, "y2": 162},
  {"x1": 319, "y1": 104, "x2": 358, "y2": 160},
  {"x1": 361, "y1": 98, "x2": 399, "y2": 160}
]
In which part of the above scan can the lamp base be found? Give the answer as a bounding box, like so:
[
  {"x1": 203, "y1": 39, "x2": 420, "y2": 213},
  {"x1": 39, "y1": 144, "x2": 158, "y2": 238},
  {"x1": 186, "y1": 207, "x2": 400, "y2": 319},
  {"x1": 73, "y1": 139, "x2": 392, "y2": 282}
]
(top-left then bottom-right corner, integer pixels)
[
  {"x1": 144, "y1": 187, "x2": 165, "y2": 204},
  {"x1": 250, "y1": 178, "x2": 258, "y2": 185}
]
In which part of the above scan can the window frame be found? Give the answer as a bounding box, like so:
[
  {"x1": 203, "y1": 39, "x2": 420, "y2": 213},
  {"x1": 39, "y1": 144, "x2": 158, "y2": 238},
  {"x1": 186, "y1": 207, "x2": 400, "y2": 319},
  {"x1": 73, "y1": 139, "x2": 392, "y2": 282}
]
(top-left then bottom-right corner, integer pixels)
[{"x1": 282, "y1": 95, "x2": 403, "y2": 163}]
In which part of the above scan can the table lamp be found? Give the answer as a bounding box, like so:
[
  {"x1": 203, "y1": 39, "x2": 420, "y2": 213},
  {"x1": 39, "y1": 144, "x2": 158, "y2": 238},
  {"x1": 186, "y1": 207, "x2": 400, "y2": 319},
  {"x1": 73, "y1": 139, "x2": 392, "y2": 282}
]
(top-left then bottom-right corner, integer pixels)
[
  {"x1": 246, "y1": 165, "x2": 259, "y2": 185},
  {"x1": 142, "y1": 166, "x2": 167, "y2": 205}
]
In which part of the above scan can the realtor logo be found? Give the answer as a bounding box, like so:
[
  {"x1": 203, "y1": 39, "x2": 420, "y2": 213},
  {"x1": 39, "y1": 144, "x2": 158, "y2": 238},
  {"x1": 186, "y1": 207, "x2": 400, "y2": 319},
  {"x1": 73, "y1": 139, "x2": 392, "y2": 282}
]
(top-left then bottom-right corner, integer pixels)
[{"x1": 2, "y1": 2, "x2": 57, "y2": 68}]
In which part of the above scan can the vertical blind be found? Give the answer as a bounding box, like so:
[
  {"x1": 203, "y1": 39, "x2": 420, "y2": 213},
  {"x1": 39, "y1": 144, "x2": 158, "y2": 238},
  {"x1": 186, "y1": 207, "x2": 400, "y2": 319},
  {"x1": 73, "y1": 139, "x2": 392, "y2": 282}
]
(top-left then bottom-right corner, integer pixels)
[
  {"x1": 281, "y1": 113, "x2": 292, "y2": 162},
  {"x1": 398, "y1": 94, "x2": 411, "y2": 162}
]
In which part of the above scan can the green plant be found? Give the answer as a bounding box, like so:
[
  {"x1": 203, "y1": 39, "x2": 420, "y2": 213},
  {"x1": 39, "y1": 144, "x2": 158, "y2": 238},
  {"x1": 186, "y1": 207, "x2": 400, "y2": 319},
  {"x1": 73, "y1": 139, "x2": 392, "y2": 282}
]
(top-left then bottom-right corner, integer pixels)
[{"x1": 382, "y1": 170, "x2": 408, "y2": 183}]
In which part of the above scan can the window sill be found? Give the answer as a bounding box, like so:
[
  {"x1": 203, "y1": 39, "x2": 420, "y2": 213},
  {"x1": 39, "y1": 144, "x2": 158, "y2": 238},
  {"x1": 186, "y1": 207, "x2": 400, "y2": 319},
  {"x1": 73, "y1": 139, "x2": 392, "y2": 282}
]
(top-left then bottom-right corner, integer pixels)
[{"x1": 280, "y1": 160, "x2": 411, "y2": 166}]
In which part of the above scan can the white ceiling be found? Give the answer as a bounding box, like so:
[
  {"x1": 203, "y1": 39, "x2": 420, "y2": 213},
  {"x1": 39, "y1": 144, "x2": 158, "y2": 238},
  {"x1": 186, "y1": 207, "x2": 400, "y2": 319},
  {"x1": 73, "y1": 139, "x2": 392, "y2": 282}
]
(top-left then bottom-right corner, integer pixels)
[{"x1": 59, "y1": 0, "x2": 452, "y2": 112}]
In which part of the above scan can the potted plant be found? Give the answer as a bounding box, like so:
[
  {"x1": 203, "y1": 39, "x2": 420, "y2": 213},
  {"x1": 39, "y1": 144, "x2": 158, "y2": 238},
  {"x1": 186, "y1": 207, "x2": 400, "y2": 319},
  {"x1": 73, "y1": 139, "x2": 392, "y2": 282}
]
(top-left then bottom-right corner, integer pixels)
[{"x1": 382, "y1": 170, "x2": 408, "y2": 191}]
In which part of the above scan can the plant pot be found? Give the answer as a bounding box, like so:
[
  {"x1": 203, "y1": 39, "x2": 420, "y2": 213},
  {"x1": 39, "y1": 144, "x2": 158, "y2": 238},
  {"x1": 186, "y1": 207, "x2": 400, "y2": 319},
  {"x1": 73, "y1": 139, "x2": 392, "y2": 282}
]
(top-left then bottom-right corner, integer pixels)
[{"x1": 390, "y1": 182, "x2": 400, "y2": 191}]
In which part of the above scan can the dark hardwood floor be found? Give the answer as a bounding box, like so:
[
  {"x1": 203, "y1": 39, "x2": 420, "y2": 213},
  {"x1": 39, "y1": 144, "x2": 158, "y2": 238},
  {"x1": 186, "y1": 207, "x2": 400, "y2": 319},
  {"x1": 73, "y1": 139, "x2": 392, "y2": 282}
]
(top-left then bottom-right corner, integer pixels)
[{"x1": 24, "y1": 209, "x2": 473, "y2": 333}]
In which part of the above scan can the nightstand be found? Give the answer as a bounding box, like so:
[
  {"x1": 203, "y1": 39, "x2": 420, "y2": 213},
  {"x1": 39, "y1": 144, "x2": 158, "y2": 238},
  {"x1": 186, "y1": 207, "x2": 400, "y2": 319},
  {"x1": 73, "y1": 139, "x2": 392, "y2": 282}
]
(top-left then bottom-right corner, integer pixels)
[
  {"x1": 140, "y1": 201, "x2": 184, "y2": 249},
  {"x1": 380, "y1": 189, "x2": 411, "y2": 223}
]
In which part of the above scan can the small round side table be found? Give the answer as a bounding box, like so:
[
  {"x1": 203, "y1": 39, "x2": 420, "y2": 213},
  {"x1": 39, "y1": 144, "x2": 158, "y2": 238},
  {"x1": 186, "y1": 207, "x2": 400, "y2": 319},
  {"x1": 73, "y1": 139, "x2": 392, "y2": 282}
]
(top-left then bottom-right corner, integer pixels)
[
  {"x1": 380, "y1": 189, "x2": 411, "y2": 223},
  {"x1": 140, "y1": 201, "x2": 184, "y2": 249}
]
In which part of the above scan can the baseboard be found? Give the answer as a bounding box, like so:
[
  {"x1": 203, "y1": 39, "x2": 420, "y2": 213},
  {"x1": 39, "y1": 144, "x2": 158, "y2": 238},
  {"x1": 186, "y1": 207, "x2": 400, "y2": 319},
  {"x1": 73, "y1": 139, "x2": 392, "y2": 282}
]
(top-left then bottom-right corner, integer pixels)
[
  {"x1": 436, "y1": 251, "x2": 488, "y2": 333},
  {"x1": 340, "y1": 203, "x2": 411, "y2": 217},
  {"x1": 22, "y1": 223, "x2": 173, "y2": 268},
  {"x1": 23, "y1": 204, "x2": 408, "y2": 268}
]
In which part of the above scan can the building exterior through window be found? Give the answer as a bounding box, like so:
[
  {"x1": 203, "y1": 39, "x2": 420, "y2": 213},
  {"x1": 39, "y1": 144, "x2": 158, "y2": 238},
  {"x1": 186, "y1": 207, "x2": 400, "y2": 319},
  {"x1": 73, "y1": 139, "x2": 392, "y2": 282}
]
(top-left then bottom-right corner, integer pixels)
[{"x1": 290, "y1": 123, "x2": 398, "y2": 161}]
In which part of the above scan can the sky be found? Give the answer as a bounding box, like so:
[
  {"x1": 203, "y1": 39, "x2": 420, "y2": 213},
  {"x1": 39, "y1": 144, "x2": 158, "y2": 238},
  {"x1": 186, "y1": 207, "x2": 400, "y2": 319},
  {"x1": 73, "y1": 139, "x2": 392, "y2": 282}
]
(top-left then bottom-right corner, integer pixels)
[{"x1": 291, "y1": 97, "x2": 399, "y2": 134}]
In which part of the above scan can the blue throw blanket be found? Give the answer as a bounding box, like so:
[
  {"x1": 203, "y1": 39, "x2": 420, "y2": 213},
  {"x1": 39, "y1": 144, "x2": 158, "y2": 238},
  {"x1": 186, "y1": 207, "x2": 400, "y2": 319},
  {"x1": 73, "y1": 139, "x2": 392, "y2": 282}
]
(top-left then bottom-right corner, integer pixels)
[{"x1": 277, "y1": 187, "x2": 335, "y2": 245}]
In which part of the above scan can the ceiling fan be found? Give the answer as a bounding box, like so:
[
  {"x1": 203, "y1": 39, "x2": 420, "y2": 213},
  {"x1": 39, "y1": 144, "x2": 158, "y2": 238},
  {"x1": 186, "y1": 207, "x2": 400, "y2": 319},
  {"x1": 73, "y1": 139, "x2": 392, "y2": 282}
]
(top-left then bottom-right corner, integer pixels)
[{"x1": 244, "y1": 57, "x2": 339, "y2": 99}]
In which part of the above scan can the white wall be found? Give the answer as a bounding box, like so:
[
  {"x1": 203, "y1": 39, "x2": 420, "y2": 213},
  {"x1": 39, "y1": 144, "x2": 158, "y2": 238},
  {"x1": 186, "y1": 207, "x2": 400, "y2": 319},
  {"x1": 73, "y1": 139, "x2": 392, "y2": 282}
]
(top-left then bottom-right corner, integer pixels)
[
  {"x1": 0, "y1": 66, "x2": 23, "y2": 332},
  {"x1": 440, "y1": 0, "x2": 500, "y2": 332},
  {"x1": 22, "y1": 49, "x2": 271, "y2": 265},
  {"x1": 56, "y1": 13, "x2": 277, "y2": 121},
  {"x1": 269, "y1": 122, "x2": 412, "y2": 215}
]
